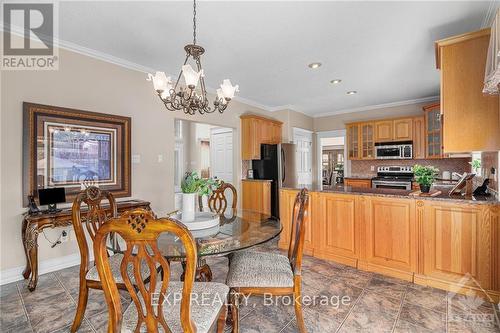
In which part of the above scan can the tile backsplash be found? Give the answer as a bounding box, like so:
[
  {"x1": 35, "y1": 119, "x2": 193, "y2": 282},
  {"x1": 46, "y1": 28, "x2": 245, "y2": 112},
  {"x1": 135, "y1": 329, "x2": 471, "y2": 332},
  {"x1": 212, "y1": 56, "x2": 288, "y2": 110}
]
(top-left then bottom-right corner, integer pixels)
[{"x1": 350, "y1": 158, "x2": 471, "y2": 178}]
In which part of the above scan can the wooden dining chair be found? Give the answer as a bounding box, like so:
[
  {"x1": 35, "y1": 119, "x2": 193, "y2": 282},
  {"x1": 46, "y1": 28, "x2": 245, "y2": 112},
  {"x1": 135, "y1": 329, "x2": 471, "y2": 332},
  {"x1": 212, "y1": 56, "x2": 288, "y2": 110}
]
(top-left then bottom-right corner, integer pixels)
[
  {"x1": 226, "y1": 188, "x2": 309, "y2": 333},
  {"x1": 71, "y1": 186, "x2": 152, "y2": 332},
  {"x1": 93, "y1": 208, "x2": 229, "y2": 333},
  {"x1": 199, "y1": 181, "x2": 238, "y2": 215}
]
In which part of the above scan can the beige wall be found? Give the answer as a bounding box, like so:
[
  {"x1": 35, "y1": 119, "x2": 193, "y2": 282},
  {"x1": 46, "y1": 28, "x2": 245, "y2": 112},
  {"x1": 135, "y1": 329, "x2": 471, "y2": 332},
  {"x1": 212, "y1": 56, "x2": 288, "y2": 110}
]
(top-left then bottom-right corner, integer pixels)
[
  {"x1": 0, "y1": 46, "x2": 285, "y2": 273},
  {"x1": 313, "y1": 101, "x2": 435, "y2": 132}
]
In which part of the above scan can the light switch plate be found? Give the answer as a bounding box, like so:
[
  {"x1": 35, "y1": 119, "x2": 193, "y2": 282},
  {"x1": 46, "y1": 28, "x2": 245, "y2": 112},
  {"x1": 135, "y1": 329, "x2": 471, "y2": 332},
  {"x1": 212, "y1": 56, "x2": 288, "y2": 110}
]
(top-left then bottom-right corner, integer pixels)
[
  {"x1": 158, "y1": 154, "x2": 164, "y2": 163},
  {"x1": 132, "y1": 154, "x2": 141, "y2": 164}
]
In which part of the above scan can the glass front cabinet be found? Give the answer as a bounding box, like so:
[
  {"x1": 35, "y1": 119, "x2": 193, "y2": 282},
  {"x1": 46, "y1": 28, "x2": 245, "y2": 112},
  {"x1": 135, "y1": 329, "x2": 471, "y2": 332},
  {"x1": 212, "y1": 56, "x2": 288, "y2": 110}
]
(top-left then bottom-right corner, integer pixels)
[
  {"x1": 347, "y1": 122, "x2": 374, "y2": 160},
  {"x1": 423, "y1": 103, "x2": 443, "y2": 158}
]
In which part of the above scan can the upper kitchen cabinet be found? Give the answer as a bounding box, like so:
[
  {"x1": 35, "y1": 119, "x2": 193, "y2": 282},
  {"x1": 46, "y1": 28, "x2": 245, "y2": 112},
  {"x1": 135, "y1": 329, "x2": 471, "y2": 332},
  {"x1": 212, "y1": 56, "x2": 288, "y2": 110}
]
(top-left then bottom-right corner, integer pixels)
[
  {"x1": 347, "y1": 123, "x2": 360, "y2": 160},
  {"x1": 241, "y1": 115, "x2": 282, "y2": 160},
  {"x1": 347, "y1": 122, "x2": 374, "y2": 160},
  {"x1": 436, "y1": 28, "x2": 500, "y2": 152},
  {"x1": 374, "y1": 118, "x2": 413, "y2": 142},
  {"x1": 412, "y1": 116, "x2": 425, "y2": 159},
  {"x1": 423, "y1": 103, "x2": 443, "y2": 159}
]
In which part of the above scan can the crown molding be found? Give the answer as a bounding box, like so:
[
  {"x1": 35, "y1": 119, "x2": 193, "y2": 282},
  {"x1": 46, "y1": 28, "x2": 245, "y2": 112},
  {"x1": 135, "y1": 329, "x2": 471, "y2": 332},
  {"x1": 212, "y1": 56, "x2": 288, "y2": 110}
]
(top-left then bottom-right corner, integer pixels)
[{"x1": 312, "y1": 96, "x2": 440, "y2": 118}]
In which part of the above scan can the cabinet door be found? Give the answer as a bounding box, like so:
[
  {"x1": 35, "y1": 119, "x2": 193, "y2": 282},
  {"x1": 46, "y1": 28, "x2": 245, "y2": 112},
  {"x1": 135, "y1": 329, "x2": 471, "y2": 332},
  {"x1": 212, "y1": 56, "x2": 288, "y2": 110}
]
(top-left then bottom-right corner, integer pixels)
[
  {"x1": 271, "y1": 123, "x2": 282, "y2": 144},
  {"x1": 345, "y1": 179, "x2": 371, "y2": 188},
  {"x1": 242, "y1": 181, "x2": 270, "y2": 215},
  {"x1": 364, "y1": 197, "x2": 416, "y2": 273},
  {"x1": 314, "y1": 193, "x2": 359, "y2": 263},
  {"x1": 360, "y1": 122, "x2": 375, "y2": 159},
  {"x1": 393, "y1": 118, "x2": 413, "y2": 141},
  {"x1": 260, "y1": 120, "x2": 272, "y2": 144},
  {"x1": 241, "y1": 118, "x2": 260, "y2": 160},
  {"x1": 278, "y1": 190, "x2": 313, "y2": 254},
  {"x1": 422, "y1": 202, "x2": 491, "y2": 289},
  {"x1": 347, "y1": 124, "x2": 360, "y2": 159},
  {"x1": 374, "y1": 121, "x2": 393, "y2": 142},
  {"x1": 413, "y1": 117, "x2": 425, "y2": 159},
  {"x1": 425, "y1": 107, "x2": 443, "y2": 158}
]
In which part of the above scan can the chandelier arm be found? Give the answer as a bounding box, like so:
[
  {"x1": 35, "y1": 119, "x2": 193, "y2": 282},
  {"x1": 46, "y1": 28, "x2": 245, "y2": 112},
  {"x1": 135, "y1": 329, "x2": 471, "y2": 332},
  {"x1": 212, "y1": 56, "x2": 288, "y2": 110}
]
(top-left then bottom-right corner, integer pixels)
[{"x1": 174, "y1": 54, "x2": 191, "y2": 90}]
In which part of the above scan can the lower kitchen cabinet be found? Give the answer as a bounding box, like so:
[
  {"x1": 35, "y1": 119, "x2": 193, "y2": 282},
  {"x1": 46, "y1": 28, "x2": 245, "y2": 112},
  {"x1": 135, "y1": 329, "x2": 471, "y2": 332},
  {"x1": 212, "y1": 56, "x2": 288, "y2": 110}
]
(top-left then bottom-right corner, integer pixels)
[
  {"x1": 241, "y1": 180, "x2": 271, "y2": 215},
  {"x1": 278, "y1": 189, "x2": 314, "y2": 254},
  {"x1": 278, "y1": 189, "x2": 500, "y2": 301},
  {"x1": 344, "y1": 178, "x2": 372, "y2": 188},
  {"x1": 312, "y1": 193, "x2": 360, "y2": 266},
  {"x1": 359, "y1": 197, "x2": 417, "y2": 281}
]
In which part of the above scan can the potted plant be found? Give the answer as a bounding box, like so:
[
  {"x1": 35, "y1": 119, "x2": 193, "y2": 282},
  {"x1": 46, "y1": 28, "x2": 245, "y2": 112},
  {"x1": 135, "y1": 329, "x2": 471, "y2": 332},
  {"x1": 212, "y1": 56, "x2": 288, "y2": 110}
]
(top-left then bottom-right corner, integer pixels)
[
  {"x1": 469, "y1": 159, "x2": 481, "y2": 176},
  {"x1": 181, "y1": 172, "x2": 218, "y2": 222},
  {"x1": 413, "y1": 165, "x2": 439, "y2": 193}
]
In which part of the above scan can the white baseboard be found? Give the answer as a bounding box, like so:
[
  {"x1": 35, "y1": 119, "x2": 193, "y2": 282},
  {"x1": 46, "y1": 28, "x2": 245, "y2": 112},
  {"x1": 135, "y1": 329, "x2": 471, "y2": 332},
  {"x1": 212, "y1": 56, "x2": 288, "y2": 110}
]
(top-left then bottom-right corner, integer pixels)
[{"x1": 0, "y1": 253, "x2": 82, "y2": 285}]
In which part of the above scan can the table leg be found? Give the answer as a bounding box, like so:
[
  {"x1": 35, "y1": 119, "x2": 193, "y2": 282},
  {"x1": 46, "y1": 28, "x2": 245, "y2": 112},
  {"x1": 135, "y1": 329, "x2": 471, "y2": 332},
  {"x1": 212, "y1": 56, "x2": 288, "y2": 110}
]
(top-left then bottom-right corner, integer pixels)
[
  {"x1": 23, "y1": 222, "x2": 39, "y2": 291},
  {"x1": 21, "y1": 219, "x2": 31, "y2": 279},
  {"x1": 181, "y1": 258, "x2": 213, "y2": 282}
]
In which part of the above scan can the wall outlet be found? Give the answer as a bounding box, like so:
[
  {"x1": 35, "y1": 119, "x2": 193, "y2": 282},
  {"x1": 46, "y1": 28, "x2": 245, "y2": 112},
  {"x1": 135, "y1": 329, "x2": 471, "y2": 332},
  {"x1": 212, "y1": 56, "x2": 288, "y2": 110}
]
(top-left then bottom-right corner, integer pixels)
[
  {"x1": 370, "y1": 166, "x2": 375, "y2": 171},
  {"x1": 61, "y1": 230, "x2": 69, "y2": 243}
]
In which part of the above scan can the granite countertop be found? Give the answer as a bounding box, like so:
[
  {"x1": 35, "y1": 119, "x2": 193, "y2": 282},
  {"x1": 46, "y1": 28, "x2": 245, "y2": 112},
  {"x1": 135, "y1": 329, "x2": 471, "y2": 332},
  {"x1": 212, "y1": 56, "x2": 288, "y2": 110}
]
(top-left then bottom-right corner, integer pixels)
[
  {"x1": 344, "y1": 175, "x2": 375, "y2": 180},
  {"x1": 242, "y1": 179, "x2": 273, "y2": 182},
  {"x1": 281, "y1": 185, "x2": 499, "y2": 205}
]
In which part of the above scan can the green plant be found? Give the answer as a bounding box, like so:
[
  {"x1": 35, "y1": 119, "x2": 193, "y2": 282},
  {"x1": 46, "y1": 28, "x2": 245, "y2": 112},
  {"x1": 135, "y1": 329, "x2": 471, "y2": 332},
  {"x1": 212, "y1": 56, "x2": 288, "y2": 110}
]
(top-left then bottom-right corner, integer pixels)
[
  {"x1": 413, "y1": 165, "x2": 439, "y2": 187},
  {"x1": 181, "y1": 171, "x2": 219, "y2": 195},
  {"x1": 469, "y1": 159, "x2": 481, "y2": 170}
]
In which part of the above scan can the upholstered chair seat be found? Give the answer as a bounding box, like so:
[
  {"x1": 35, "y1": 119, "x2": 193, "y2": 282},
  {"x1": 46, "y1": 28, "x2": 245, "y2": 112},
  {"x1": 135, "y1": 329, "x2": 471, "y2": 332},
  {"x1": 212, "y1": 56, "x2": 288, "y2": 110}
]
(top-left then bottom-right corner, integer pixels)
[
  {"x1": 226, "y1": 251, "x2": 293, "y2": 288},
  {"x1": 122, "y1": 281, "x2": 229, "y2": 333}
]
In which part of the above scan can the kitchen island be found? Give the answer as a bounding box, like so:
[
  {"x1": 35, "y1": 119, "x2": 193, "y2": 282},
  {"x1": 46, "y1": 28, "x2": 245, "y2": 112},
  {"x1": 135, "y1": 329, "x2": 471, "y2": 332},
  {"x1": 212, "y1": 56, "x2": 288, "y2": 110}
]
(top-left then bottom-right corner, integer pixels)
[{"x1": 279, "y1": 186, "x2": 500, "y2": 302}]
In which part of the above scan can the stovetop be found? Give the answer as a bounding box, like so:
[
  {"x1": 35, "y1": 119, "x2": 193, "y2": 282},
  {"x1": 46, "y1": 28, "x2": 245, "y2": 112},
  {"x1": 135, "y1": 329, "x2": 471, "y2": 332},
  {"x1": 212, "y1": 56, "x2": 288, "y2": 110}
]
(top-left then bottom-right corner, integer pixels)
[{"x1": 372, "y1": 176, "x2": 413, "y2": 182}]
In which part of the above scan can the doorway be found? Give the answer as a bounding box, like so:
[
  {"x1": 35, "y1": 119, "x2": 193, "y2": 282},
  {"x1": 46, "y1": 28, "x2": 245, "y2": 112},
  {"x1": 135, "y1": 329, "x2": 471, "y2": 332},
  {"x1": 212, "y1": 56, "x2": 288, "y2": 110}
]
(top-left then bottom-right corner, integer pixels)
[{"x1": 317, "y1": 130, "x2": 348, "y2": 190}]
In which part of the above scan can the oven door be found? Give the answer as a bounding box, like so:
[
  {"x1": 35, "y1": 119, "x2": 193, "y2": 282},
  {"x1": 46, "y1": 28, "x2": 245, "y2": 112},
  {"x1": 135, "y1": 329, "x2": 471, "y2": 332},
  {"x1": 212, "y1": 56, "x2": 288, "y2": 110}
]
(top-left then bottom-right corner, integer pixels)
[
  {"x1": 375, "y1": 146, "x2": 402, "y2": 159},
  {"x1": 372, "y1": 180, "x2": 411, "y2": 190}
]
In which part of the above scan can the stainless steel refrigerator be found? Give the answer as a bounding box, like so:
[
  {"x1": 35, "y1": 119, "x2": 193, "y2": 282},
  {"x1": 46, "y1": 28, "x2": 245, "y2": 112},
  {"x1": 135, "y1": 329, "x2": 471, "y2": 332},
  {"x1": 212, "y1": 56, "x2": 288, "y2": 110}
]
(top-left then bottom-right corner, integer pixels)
[{"x1": 252, "y1": 143, "x2": 297, "y2": 218}]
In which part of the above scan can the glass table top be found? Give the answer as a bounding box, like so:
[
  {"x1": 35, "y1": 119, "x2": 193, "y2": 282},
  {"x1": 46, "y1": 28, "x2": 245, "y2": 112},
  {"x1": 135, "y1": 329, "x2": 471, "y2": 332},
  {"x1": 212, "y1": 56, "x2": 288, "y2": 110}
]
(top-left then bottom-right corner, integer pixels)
[{"x1": 108, "y1": 210, "x2": 282, "y2": 259}]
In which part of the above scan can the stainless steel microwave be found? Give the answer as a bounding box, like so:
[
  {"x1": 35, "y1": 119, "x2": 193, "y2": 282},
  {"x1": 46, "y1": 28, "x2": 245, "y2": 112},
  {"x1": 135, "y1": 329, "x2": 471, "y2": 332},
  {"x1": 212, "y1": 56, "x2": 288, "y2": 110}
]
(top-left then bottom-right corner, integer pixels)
[{"x1": 375, "y1": 142, "x2": 412, "y2": 159}]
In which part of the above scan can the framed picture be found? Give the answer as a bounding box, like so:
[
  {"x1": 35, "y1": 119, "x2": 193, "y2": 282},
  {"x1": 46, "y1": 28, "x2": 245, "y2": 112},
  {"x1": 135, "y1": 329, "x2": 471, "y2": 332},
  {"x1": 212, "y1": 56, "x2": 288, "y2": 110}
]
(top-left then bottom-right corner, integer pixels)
[{"x1": 23, "y1": 102, "x2": 131, "y2": 206}]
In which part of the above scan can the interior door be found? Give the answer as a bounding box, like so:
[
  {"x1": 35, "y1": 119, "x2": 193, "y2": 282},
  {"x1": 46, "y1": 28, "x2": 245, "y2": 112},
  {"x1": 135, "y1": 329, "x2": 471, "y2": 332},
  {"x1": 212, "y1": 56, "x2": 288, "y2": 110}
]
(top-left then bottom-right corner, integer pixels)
[
  {"x1": 210, "y1": 128, "x2": 234, "y2": 205},
  {"x1": 293, "y1": 128, "x2": 313, "y2": 186}
]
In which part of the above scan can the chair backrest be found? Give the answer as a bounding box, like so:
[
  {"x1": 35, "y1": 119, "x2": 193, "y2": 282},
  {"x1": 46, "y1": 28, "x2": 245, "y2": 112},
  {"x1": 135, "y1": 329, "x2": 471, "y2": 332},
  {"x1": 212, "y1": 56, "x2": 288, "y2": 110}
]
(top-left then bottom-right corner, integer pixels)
[
  {"x1": 205, "y1": 181, "x2": 238, "y2": 215},
  {"x1": 93, "y1": 209, "x2": 197, "y2": 333},
  {"x1": 72, "y1": 186, "x2": 117, "y2": 275},
  {"x1": 287, "y1": 188, "x2": 309, "y2": 276}
]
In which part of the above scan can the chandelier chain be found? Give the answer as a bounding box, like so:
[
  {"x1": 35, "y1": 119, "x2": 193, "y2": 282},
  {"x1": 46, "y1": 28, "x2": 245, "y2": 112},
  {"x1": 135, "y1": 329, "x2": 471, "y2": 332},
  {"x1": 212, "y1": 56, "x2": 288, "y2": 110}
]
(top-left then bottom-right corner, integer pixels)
[{"x1": 192, "y1": 0, "x2": 197, "y2": 45}]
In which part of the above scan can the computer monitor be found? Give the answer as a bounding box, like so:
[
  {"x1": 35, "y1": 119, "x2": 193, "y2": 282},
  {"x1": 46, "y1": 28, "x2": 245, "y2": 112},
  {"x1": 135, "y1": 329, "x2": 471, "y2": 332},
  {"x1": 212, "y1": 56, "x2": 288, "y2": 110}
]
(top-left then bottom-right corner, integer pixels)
[{"x1": 38, "y1": 187, "x2": 66, "y2": 213}]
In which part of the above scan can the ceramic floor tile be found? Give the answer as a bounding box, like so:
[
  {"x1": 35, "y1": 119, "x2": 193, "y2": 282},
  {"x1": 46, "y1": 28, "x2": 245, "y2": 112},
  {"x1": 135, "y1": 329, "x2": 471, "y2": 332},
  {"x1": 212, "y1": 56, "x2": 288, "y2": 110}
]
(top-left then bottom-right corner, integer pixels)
[
  {"x1": 356, "y1": 290, "x2": 402, "y2": 314},
  {"x1": 336, "y1": 267, "x2": 373, "y2": 289},
  {"x1": 404, "y1": 284, "x2": 447, "y2": 313},
  {"x1": 69, "y1": 288, "x2": 109, "y2": 319},
  {"x1": 18, "y1": 273, "x2": 66, "y2": 304},
  {"x1": 366, "y1": 277, "x2": 408, "y2": 299},
  {"x1": 24, "y1": 290, "x2": 77, "y2": 333},
  {"x1": 239, "y1": 309, "x2": 290, "y2": 333},
  {"x1": 51, "y1": 321, "x2": 95, "y2": 333},
  {"x1": 339, "y1": 301, "x2": 398, "y2": 333},
  {"x1": 3, "y1": 321, "x2": 33, "y2": 333},
  {"x1": 393, "y1": 319, "x2": 433, "y2": 333},
  {"x1": 447, "y1": 292, "x2": 498, "y2": 316},
  {"x1": 399, "y1": 303, "x2": 446, "y2": 332},
  {"x1": 0, "y1": 285, "x2": 29, "y2": 331},
  {"x1": 447, "y1": 315, "x2": 500, "y2": 333},
  {"x1": 87, "y1": 310, "x2": 108, "y2": 333},
  {"x1": 1, "y1": 282, "x2": 20, "y2": 297},
  {"x1": 280, "y1": 306, "x2": 341, "y2": 333}
]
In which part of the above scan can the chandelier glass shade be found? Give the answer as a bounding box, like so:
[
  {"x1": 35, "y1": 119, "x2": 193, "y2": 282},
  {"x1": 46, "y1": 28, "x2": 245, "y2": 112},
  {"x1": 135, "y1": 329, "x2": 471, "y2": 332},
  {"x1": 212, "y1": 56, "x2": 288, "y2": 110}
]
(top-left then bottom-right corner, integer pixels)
[{"x1": 147, "y1": 0, "x2": 239, "y2": 115}]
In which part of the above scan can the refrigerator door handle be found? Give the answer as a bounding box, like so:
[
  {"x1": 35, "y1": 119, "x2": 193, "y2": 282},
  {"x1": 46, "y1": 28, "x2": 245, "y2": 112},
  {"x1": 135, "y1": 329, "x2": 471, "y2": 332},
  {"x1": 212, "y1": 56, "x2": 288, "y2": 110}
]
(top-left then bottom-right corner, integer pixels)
[{"x1": 281, "y1": 147, "x2": 286, "y2": 183}]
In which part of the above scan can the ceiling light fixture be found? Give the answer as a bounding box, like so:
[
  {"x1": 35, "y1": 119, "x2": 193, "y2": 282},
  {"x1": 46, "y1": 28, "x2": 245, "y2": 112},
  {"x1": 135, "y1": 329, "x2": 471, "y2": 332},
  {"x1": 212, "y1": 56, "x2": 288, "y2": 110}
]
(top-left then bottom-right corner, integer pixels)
[
  {"x1": 330, "y1": 79, "x2": 342, "y2": 84},
  {"x1": 308, "y1": 62, "x2": 322, "y2": 69},
  {"x1": 147, "y1": 0, "x2": 238, "y2": 115},
  {"x1": 347, "y1": 91, "x2": 357, "y2": 95}
]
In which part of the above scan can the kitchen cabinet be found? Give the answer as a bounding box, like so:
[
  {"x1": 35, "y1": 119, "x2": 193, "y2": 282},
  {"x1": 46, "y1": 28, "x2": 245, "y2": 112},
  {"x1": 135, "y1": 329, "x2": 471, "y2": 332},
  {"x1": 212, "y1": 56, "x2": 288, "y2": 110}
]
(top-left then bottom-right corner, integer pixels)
[
  {"x1": 436, "y1": 28, "x2": 500, "y2": 152},
  {"x1": 417, "y1": 200, "x2": 492, "y2": 291},
  {"x1": 241, "y1": 180, "x2": 271, "y2": 215},
  {"x1": 344, "y1": 178, "x2": 372, "y2": 188},
  {"x1": 346, "y1": 124, "x2": 360, "y2": 160},
  {"x1": 278, "y1": 189, "x2": 314, "y2": 255},
  {"x1": 423, "y1": 103, "x2": 443, "y2": 159},
  {"x1": 312, "y1": 193, "x2": 360, "y2": 266},
  {"x1": 360, "y1": 122, "x2": 375, "y2": 159},
  {"x1": 374, "y1": 120, "x2": 393, "y2": 142},
  {"x1": 241, "y1": 115, "x2": 282, "y2": 160},
  {"x1": 413, "y1": 116, "x2": 425, "y2": 159},
  {"x1": 393, "y1": 118, "x2": 413, "y2": 141}
]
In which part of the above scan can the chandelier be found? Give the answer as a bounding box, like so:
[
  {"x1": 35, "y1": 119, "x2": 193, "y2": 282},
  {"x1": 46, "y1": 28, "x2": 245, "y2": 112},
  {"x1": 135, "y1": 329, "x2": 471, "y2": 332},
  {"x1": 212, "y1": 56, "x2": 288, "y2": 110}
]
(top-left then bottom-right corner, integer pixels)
[{"x1": 147, "y1": 0, "x2": 239, "y2": 115}]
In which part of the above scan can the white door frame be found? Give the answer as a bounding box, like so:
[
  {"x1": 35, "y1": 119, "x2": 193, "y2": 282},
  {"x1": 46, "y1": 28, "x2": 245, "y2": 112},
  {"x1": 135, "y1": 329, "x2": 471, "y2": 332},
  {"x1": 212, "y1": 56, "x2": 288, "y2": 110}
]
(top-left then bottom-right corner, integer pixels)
[
  {"x1": 293, "y1": 127, "x2": 314, "y2": 186},
  {"x1": 316, "y1": 130, "x2": 348, "y2": 190}
]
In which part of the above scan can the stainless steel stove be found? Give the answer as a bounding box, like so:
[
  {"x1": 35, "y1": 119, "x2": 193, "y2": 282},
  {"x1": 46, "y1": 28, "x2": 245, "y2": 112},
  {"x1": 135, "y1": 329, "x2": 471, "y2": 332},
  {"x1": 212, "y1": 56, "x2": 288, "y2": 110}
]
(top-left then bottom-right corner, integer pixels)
[{"x1": 371, "y1": 166, "x2": 413, "y2": 190}]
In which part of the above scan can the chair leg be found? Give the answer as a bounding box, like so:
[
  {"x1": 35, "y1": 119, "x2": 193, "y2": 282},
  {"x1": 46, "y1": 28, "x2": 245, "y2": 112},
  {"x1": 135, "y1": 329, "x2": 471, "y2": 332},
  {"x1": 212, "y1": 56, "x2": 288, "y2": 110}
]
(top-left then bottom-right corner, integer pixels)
[
  {"x1": 216, "y1": 304, "x2": 227, "y2": 333},
  {"x1": 71, "y1": 283, "x2": 89, "y2": 332},
  {"x1": 293, "y1": 289, "x2": 306, "y2": 333},
  {"x1": 229, "y1": 290, "x2": 240, "y2": 333}
]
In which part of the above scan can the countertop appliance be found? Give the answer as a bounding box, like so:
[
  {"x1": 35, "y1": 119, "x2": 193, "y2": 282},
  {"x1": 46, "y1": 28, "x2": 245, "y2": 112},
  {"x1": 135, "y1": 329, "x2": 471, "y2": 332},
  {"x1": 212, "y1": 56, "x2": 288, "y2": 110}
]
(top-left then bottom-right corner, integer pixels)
[
  {"x1": 371, "y1": 166, "x2": 413, "y2": 190},
  {"x1": 252, "y1": 143, "x2": 297, "y2": 218},
  {"x1": 375, "y1": 141, "x2": 412, "y2": 160}
]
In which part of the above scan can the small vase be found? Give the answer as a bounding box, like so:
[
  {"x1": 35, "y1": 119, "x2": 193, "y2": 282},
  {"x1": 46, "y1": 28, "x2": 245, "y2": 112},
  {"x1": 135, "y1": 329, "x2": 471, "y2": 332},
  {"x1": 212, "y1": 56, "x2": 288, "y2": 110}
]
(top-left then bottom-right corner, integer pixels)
[
  {"x1": 182, "y1": 193, "x2": 197, "y2": 222},
  {"x1": 419, "y1": 184, "x2": 431, "y2": 193}
]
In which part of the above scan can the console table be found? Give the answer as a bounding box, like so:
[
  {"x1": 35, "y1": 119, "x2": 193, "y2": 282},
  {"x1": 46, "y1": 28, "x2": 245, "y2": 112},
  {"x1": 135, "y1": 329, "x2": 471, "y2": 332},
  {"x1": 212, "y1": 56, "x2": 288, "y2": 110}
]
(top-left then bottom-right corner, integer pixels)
[{"x1": 21, "y1": 199, "x2": 151, "y2": 291}]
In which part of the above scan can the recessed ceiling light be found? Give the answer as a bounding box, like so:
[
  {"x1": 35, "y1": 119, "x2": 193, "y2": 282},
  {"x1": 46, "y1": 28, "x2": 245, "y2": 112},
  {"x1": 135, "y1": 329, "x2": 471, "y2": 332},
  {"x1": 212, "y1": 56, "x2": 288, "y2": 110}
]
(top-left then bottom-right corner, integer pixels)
[
  {"x1": 308, "y1": 62, "x2": 322, "y2": 69},
  {"x1": 330, "y1": 79, "x2": 342, "y2": 84},
  {"x1": 347, "y1": 91, "x2": 357, "y2": 95}
]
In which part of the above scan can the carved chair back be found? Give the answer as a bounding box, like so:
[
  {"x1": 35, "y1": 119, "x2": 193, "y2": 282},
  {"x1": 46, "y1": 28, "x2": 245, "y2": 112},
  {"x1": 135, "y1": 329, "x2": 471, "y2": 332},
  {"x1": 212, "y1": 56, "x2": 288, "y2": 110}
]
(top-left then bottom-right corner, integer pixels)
[
  {"x1": 72, "y1": 186, "x2": 117, "y2": 275},
  {"x1": 93, "y1": 209, "x2": 197, "y2": 333},
  {"x1": 287, "y1": 188, "x2": 309, "y2": 276},
  {"x1": 208, "y1": 181, "x2": 237, "y2": 214}
]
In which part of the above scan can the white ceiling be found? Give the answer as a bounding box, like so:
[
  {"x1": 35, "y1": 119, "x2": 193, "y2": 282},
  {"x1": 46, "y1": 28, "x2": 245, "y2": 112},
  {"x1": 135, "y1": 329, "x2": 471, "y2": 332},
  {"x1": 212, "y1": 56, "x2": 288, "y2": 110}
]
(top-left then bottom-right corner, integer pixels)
[{"x1": 58, "y1": 1, "x2": 498, "y2": 116}]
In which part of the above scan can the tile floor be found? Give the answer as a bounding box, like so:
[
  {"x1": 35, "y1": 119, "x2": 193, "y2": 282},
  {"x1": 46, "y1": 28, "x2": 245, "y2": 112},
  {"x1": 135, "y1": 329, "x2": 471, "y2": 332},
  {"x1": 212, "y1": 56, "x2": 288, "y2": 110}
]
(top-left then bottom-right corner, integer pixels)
[{"x1": 1, "y1": 242, "x2": 499, "y2": 333}]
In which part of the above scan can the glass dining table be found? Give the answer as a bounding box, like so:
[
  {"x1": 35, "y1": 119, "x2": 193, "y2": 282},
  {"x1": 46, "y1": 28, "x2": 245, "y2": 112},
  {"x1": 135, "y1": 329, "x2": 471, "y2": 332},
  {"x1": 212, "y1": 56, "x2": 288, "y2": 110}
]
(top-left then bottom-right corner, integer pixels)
[{"x1": 108, "y1": 209, "x2": 282, "y2": 281}]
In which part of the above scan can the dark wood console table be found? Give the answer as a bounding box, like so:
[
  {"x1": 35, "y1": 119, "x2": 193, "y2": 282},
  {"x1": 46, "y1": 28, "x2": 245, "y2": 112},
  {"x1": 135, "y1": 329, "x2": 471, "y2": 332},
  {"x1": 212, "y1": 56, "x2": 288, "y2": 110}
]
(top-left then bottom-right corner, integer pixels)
[{"x1": 21, "y1": 199, "x2": 151, "y2": 291}]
